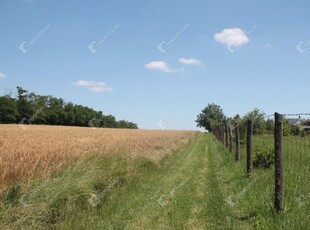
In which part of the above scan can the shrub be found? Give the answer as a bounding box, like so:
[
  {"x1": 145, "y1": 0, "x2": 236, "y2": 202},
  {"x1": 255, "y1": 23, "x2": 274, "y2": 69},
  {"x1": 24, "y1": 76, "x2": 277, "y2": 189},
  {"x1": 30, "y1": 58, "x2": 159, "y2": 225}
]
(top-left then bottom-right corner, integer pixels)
[{"x1": 253, "y1": 147, "x2": 274, "y2": 169}]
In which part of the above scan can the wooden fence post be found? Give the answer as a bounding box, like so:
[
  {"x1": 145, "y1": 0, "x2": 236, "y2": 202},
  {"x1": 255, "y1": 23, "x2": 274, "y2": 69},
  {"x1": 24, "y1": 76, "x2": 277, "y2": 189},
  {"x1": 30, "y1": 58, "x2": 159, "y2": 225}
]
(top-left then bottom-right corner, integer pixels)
[
  {"x1": 221, "y1": 124, "x2": 225, "y2": 144},
  {"x1": 235, "y1": 123, "x2": 240, "y2": 161},
  {"x1": 274, "y1": 112, "x2": 284, "y2": 212},
  {"x1": 229, "y1": 124, "x2": 233, "y2": 153},
  {"x1": 225, "y1": 124, "x2": 229, "y2": 149},
  {"x1": 246, "y1": 119, "x2": 253, "y2": 177}
]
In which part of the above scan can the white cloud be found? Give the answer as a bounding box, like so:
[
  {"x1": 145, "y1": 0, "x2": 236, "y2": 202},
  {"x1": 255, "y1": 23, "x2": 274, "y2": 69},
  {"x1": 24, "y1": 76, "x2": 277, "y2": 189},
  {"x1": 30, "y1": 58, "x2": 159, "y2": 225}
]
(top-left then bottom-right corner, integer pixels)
[
  {"x1": 73, "y1": 80, "x2": 113, "y2": 92},
  {"x1": 0, "y1": 73, "x2": 6, "y2": 79},
  {"x1": 145, "y1": 61, "x2": 176, "y2": 73},
  {"x1": 214, "y1": 28, "x2": 249, "y2": 46},
  {"x1": 89, "y1": 86, "x2": 113, "y2": 92},
  {"x1": 179, "y1": 58, "x2": 202, "y2": 65}
]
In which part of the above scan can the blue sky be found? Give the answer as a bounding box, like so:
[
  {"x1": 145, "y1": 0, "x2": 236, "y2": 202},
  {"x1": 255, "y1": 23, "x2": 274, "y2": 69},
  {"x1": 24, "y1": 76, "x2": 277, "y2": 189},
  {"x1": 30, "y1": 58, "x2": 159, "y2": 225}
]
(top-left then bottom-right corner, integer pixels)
[{"x1": 1, "y1": 0, "x2": 310, "y2": 130}]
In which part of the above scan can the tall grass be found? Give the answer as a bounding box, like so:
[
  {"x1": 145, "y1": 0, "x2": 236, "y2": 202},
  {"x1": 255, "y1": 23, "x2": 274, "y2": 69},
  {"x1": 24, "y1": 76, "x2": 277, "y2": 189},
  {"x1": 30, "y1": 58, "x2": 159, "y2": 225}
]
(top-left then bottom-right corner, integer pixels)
[
  {"x1": 0, "y1": 134, "x2": 202, "y2": 229},
  {"x1": 0, "y1": 125, "x2": 197, "y2": 192},
  {"x1": 213, "y1": 134, "x2": 310, "y2": 229}
]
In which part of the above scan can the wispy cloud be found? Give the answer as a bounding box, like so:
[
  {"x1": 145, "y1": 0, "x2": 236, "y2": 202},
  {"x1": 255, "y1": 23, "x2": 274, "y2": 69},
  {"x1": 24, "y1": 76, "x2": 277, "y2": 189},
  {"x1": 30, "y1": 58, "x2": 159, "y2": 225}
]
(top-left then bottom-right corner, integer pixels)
[
  {"x1": 214, "y1": 28, "x2": 249, "y2": 46},
  {"x1": 179, "y1": 58, "x2": 202, "y2": 65},
  {"x1": 145, "y1": 61, "x2": 176, "y2": 73},
  {"x1": 73, "y1": 80, "x2": 113, "y2": 92},
  {"x1": 0, "y1": 72, "x2": 6, "y2": 79}
]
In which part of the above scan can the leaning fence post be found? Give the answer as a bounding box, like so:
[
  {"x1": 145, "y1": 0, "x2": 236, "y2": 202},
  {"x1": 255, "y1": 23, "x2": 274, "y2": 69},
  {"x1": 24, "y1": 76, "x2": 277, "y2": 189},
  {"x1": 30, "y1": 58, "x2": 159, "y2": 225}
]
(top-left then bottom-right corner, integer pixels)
[
  {"x1": 246, "y1": 119, "x2": 253, "y2": 177},
  {"x1": 235, "y1": 123, "x2": 240, "y2": 161},
  {"x1": 274, "y1": 112, "x2": 284, "y2": 212}
]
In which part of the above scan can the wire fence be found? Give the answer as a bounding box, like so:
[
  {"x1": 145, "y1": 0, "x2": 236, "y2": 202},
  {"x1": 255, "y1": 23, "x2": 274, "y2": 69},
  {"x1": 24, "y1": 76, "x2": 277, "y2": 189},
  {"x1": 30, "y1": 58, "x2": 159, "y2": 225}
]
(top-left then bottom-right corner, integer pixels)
[{"x1": 212, "y1": 112, "x2": 310, "y2": 213}]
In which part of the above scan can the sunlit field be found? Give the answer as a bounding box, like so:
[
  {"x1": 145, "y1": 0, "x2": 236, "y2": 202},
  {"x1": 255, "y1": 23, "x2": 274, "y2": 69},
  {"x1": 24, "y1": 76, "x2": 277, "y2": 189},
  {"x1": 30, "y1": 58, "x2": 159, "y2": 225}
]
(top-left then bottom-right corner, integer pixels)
[
  {"x1": 226, "y1": 134, "x2": 310, "y2": 228},
  {"x1": 0, "y1": 125, "x2": 197, "y2": 190}
]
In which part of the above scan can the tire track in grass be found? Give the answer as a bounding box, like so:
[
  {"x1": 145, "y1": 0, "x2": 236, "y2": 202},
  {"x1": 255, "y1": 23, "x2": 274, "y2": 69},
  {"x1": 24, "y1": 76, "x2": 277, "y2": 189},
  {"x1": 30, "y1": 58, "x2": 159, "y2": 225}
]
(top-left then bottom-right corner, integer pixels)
[
  {"x1": 61, "y1": 134, "x2": 233, "y2": 229},
  {"x1": 124, "y1": 134, "x2": 231, "y2": 229},
  {"x1": 126, "y1": 134, "x2": 208, "y2": 229}
]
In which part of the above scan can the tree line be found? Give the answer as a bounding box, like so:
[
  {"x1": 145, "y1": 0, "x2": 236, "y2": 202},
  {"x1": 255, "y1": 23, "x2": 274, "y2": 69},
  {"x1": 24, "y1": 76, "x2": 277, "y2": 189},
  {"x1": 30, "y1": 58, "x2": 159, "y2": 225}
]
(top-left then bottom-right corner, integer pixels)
[
  {"x1": 196, "y1": 103, "x2": 308, "y2": 138},
  {"x1": 0, "y1": 87, "x2": 138, "y2": 129}
]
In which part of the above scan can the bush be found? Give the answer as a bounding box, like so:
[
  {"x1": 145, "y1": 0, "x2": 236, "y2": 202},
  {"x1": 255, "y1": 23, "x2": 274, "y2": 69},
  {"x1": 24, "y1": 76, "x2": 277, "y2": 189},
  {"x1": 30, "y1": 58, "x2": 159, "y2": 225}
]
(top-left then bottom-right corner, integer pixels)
[{"x1": 253, "y1": 147, "x2": 274, "y2": 169}]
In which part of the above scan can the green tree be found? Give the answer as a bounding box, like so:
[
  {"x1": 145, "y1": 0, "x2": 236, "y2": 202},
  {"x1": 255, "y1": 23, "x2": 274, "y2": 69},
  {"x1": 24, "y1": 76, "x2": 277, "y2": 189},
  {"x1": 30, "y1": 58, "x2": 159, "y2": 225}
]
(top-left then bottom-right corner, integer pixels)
[
  {"x1": 1, "y1": 86, "x2": 137, "y2": 129},
  {"x1": 0, "y1": 96, "x2": 19, "y2": 123},
  {"x1": 45, "y1": 97, "x2": 66, "y2": 125},
  {"x1": 195, "y1": 103, "x2": 226, "y2": 131},
  {"x1": 103, "y1": 115, "x2": 117, "y2": 128},
  {"x1": 117, "y1": 120, "x2": 138, "y2": 129},
  {"x1": 16, "y1": 86, "x2": 34, "y2": 121},
  {"x1": 266, "y1": 118, "x2": 274, "y2": 133},
  {"x1": 242, "y1": 108, "x2": 266, "y2": 135},
  {"x1": 64, "y1": 102, "x2": 76, "y2": 126}
]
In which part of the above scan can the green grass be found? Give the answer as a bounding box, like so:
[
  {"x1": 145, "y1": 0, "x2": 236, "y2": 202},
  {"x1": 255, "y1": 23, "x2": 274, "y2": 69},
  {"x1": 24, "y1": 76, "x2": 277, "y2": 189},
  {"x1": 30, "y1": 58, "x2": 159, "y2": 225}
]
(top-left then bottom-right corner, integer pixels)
[
  {"x1": 215, "y1": 134, "x2": 310, "y2": 229},
  {"x1": 1, "y1": 134, "x2": 309, "y2": 229}
]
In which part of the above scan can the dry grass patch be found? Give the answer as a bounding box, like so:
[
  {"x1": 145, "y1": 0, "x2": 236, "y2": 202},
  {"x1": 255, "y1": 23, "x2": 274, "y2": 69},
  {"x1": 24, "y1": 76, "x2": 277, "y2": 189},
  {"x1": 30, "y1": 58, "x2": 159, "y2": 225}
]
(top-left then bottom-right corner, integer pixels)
[{"x1": 0, "y1": 125, "x2": 197, "y2": 190}]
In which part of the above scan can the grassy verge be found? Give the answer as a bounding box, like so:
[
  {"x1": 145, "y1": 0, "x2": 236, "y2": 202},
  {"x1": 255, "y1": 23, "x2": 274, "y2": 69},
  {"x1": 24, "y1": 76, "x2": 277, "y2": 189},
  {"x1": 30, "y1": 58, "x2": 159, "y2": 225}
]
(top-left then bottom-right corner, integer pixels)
[
  {"x1": 1, "y1": 133, "x2": 230, "y2": 229},
  {"x1": 211, "y1": 135, "x2": 310, "y2": 229},
  {"x1": 1, "y1": 133, "x2": 206, "y2": 229},
  {"x1": 1, "y1": 134, "x2": 308, "y2": 229}
]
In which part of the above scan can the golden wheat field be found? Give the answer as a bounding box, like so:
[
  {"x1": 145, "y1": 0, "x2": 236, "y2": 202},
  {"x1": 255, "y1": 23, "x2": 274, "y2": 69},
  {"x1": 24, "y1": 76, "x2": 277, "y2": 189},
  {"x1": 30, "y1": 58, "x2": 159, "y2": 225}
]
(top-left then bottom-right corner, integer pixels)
[{"x1": 0, "y1": 125, "x2": 197, "y2": 189}]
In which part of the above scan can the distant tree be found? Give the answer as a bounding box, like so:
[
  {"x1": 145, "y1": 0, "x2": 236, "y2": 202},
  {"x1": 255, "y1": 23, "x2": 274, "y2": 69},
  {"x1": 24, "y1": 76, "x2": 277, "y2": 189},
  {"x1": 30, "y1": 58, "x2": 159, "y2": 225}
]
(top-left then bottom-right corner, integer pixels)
[
  {"x1": 64, "y1": 102, "x2": 76, "y2": 126},
  {"x1": 0, "y1": 96, "x2": 19, "y2": 123},
  {"x1": 117, "y1": 120, "x2": 138, "y2": 129},
  {"x1": 46, "y1": 97, "x2": 67, "y2": 125},
  {"x1": 33, "y1": 95, "x2": 49, "y2": 124},
  {"x1": 196, "y1": 103, "x2": 226, "y2": 131},
  {"x1": 242, "y1": 108, "x2": 266, "y2": 135},
  {"x1": 74, "y1": 105, "x2": 89, "y2": 126},
  {"x1": 0, "y1": 87, "x2": 138, "y2": 129},
  {"x1": 16, "y1": 87, "x2": 34, "y2": 121},
  {"x1": 103, "y1": 115, "x2": 117, "y2": 128},
  {"x1": 266, "y1": 118, "x2": 274, "y2": 133}
]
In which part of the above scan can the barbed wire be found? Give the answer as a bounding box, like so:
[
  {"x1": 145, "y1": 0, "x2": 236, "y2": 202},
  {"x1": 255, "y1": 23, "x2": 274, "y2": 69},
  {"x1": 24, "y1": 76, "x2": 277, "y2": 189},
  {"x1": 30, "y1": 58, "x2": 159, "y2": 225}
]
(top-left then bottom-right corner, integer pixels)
[
  {"x1": 264, "y1": 114, "x2": 274, "y2": 119},
  {"x1": 262, "y1": 113, "x2": 310, "y2": 119},
  {"x1": 214, "y1": 113, "x2": 310, "y2": 130},
  {"x1": 281, "y1": 113, "x2": 310, "y2": 117}
]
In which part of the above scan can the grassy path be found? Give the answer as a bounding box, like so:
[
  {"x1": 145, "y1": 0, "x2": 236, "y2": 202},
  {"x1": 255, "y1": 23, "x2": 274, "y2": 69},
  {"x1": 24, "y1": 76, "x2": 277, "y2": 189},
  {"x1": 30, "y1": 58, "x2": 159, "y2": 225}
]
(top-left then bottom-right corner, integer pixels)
[
  {"x1": 2, "y1": 134, "x2": 267, "y2": 229},
  {"x1": 60, "y1": 134, "x2": 232, "y2": 229}
]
